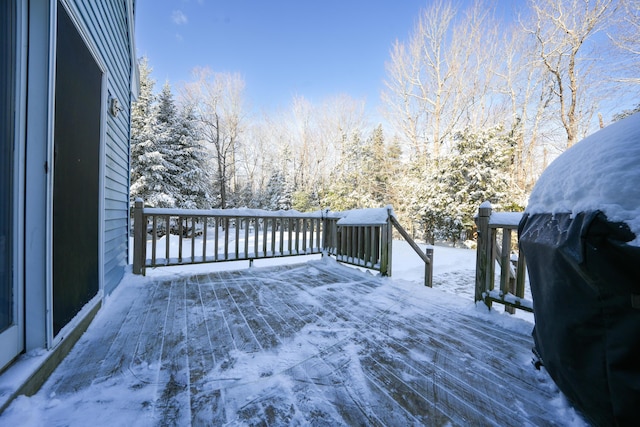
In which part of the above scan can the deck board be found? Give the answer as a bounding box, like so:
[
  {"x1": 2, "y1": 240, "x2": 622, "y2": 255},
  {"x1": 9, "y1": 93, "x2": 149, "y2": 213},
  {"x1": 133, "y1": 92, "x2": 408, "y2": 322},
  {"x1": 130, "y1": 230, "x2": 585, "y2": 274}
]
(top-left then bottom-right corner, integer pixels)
[{"x1": 26, "y1": 260, "x2": 568, "y2": 426}]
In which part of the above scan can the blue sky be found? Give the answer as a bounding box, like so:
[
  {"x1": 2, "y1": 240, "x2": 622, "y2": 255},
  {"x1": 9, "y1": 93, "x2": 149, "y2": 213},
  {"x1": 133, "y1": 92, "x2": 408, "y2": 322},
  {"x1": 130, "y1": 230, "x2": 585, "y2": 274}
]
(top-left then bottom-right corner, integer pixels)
[{"x1": 135, "y1": 0, "x2": 434, "y2": 114}]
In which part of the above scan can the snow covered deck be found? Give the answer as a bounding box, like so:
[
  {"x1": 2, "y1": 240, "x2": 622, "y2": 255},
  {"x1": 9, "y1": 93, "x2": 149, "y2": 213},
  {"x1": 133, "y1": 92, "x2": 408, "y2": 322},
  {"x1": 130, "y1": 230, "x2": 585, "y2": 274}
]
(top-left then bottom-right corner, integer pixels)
[{"x1": 4, "y1": 260, "x2": 569, "y2": 425}]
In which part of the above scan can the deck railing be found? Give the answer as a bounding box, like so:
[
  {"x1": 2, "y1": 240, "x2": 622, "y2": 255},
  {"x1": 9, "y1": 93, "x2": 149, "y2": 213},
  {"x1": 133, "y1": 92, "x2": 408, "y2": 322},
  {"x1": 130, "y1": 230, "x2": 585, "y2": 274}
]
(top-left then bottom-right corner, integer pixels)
[
  {"x1": 323, "y1": 215, "x2": 390, "y2": 274},
  {"x1": 133, "y1": 199, "x2": 327, "y2": 275},
  {"x1": 474, "y1": 202, "x2": 532, "y2": 313},
  {"x1": 323, "y1": 207, "x2": 433, "y2": 286},
  {"x1": 389, "y1": 215, "x2": 434, "y2": 287},
  {"x1": 132, "y1": 201, "x2": 432, "y2": 284}
]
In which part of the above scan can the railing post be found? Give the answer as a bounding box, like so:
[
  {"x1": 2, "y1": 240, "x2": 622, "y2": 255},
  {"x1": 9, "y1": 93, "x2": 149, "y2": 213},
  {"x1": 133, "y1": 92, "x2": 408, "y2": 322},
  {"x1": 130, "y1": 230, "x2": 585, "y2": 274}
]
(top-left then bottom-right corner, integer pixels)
[
  {"x1": 425, "y1": 248, "x2": 433, "y2": 287},
  {"x1": 475, "y1": 201, "x2": 492, "y2": 308},
  {"x1": 500, "y1": 229, "x2": 515, "y2": 314},
  {"x1": 321, "y1": 209, "x2": 330, "y2": 257},
  {"x1": 133, "y1": 198, "x2": 144, "y2": 275},
  {"x1": 380, "y1": 207, "x2": 393, "y2": 276},
  {"x1": 380, "y1": 224, "x2": 389, "y2": 276},
  {"x1": 388, "y1": 210, "x2": 393, "y2": 276},
  {"x1": 515, "y1": 251, "x2": 527, "y2": 299}
]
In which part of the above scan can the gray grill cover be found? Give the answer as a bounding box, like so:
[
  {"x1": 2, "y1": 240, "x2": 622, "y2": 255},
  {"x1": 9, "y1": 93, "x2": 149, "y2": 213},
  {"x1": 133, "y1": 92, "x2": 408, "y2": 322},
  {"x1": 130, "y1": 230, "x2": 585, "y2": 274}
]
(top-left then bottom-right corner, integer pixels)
[{"x1": 519, "y1": 211, "x2": 640, "y2": 426}]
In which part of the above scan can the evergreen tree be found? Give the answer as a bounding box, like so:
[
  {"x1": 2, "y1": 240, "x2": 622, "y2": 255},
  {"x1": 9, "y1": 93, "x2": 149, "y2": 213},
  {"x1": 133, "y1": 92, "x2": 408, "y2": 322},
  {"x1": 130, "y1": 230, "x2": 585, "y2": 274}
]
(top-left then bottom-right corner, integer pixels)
[
  {"x1": 173, "y1": 106, "x2": 213, "y2": 209},
  {"x1": 261, "y1": 145, "x2": 298, "y2": 211},
  {"x1": 362, "y1": 124, "x2": 389, "y2": 206},
  {"x1": 131, "y1": 63, "x2": 213, "y2": 209},
  {"x1": 383, "y1": 134, "x2": 403, "y2": 211},
  {"x1": 412, "y1": 124, "x2": 523, "y2": 244},
  {"x1": 130, "y1": 58, "x2": 175, "y2": 208},
  {"x1": 150, "y1": 81, "x2": 181, "y2": 207},
  {"x1": 321, "y1": 126, "x2": 397, "y2": 211},
  {"x1": 321, "y1": 131, "x2": 364, "y2": 211},
  {"x1": 263, "y1": 170, "x2": 294, "y2": 210}
]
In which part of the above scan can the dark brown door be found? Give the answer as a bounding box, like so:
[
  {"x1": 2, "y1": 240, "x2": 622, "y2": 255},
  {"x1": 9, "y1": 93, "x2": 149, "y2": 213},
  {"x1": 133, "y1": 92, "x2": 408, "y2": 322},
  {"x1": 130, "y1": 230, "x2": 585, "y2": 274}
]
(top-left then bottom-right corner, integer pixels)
[{"x1": 53, "y1": 3, "x2": 102, "y2": 335}]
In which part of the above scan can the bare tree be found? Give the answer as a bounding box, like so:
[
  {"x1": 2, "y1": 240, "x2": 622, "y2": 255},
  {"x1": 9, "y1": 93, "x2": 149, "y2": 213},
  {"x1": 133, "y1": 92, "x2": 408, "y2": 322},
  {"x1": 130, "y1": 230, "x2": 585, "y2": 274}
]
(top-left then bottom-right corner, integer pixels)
[
  {"x1": 181, "y1": 68, "x2": 246, "y2": 208},
  {"x1": 382, "y1": 0, "x2": 501, "y2": 161},
  {"x1": 256, "y1": 94, "x2": 366, "y2": 208},
  {"x1": 608, "y1": 0, "x2": 640, "y2": 85},
  {"x1": 319, "y1": 94, "x2": 366, "y2": 191},
  {"x1": 494, "y1": 22, "x2": 557, "y2": 192},
  {"x1": 235, "y1": 121, "x2": 278, "y2": 206},
  {"x1": 290, "y1": 96, "x2": 318, "y2": 193},
  {"x1": 382, "y1": 0, "x2": 458, "y2": 160},
  {"x1": 524, "y1": 0, "x2": 619, "y2": 148}
]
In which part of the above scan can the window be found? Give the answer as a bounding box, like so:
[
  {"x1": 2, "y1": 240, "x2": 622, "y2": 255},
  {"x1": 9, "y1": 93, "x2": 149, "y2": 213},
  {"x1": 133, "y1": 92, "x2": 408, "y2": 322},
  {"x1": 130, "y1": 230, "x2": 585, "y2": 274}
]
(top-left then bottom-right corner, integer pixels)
[{"x1": 0, "y1": 0, "x2": 17, "y2": 334}]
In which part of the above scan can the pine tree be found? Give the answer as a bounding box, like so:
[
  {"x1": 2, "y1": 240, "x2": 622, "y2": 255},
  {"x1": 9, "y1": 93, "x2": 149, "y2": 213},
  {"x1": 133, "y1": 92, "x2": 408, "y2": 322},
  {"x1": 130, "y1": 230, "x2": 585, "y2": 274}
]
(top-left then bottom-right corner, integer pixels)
[
  {"x1": 321, "y1": 131, "x2": 364, "y2": 211},
  {"x1": 263, "y1": 169, "x2": 295, "y2": 210},
  {"x1": 173, "y1": 106, "x2": 213, "y2": 209},
  {"x1": 321, "y1": 126, "x2": 397, "y2": 211},
  {"x1": 131, "y1": 63, "x2": 213, "y2": 210},
  {"x1": 130, "y1": 58, "x2": 176, "y2": 207},
  {"x1": 413, "y1": 124, "x2": 523, "y2": 244},
  {"x1": 383, "y1": 134, "x2": 403, "y2": 211},
  {"x1": 362, "y1": 124, "x2": 390, "y2": 206},
  {"x1": 264, "y1": 170, "x2": 286, "y2": 210},
  {"x1": 149, "y1": 81, "x2": 182, "y2": 208}
]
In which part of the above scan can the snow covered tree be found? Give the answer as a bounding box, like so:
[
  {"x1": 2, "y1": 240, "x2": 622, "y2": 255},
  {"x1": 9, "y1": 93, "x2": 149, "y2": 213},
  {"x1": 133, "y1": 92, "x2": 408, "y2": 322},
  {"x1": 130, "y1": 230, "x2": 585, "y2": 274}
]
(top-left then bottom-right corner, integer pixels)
[
  {"x1": 362, "y1": 124, "x2": 392, "y2": 207},
  {"x1": 321, "y1": 131, "x2": 366, "y2": 211},
  {"x1": 291, "y1": 188, "x2": 317, "y2": 212},
  {"x1": 320, "y1": 126, "x2": 399, "y2": 211},
  {"x1": 412, "y1": 124, "x2": 523, "y2": 244},
  {"x1": 263, "y1": 170, "x2": 293, "y2": 210},
  {"x1": 150, "y1": 81, "x2": 182, "y2": 208},
  {"x1": 382, "y1": 134, "x2": 403, "y2": 212},
  {"x1": 131, "y1": 63, "x2": 213, "y2": 210},
  {"x1": 130, "y1": 58, "x2": 175, "y2": 208},
  {"x1": 173, "y1": 106, "x2": 213, "y2": 209}
]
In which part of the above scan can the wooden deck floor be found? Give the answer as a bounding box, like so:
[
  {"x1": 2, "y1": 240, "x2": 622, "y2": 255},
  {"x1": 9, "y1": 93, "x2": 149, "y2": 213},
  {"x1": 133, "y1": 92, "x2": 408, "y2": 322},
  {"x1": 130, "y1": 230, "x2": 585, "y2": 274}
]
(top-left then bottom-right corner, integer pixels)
[{"x1": 36, "y1": 260, "x2": 566, "y2": 426}]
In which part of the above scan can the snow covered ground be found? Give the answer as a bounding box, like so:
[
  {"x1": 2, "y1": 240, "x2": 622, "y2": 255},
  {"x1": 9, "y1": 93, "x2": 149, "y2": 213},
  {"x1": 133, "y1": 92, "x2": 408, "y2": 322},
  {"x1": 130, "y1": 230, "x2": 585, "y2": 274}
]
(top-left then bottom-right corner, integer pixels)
[{"x1": 0, "y1": 241, "x2": 584, "y2": 426}]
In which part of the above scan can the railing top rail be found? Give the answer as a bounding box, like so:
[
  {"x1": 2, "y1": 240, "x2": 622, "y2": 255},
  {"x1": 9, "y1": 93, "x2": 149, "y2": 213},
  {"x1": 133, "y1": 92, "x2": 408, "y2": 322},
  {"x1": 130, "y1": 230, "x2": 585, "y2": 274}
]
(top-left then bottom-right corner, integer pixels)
[
  {"x1": 388, "y1": 216, "x2": 431, "y2": 267},
  {"x1": 335, "y1": 207, "x2": 391, "y2": 226},
  {"x1": 488, "y1": 211, "x2": 524, "y2": 229},
  {"x1": 142, "y1": 207, "x2": 328, "y2": 219},
  {"x1": 141, "y1": 206, "x2": 399, "y2": 226}
]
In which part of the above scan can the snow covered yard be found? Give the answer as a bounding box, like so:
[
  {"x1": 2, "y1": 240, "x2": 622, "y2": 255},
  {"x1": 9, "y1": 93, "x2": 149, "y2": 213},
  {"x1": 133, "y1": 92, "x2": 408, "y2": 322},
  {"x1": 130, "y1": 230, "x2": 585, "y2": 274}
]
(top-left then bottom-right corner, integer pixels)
[{"x1": 0, "y1": 244, "x2": 584, "y2": 426}]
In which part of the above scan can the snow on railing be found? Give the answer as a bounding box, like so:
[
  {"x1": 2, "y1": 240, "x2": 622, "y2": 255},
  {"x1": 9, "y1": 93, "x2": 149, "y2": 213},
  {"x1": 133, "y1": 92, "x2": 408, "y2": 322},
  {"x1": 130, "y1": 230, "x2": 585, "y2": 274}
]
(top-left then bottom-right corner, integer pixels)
[
  {"x1": 132, "y1": 200, "x2": 408, "y2": 278},
  {"x1": 133, "y1": 199, "x2": 327, "y2": 274},
  {"x1": 474, "y1": 202, "x2": 532, "y2": 314}
]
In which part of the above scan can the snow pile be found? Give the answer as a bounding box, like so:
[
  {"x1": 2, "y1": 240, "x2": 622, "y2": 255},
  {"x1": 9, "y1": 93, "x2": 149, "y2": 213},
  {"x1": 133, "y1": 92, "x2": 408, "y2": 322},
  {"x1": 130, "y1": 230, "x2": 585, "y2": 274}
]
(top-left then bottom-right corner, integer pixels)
[
  {"x1": 335, "y1": 206, "x2": 391, "y2": 225},
  {"x1": 489, "y1": 211, "x2": 523, "y2": 227},
  {"x1": 526, "y1": 113, "x2": 640, "y2": 245}
]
